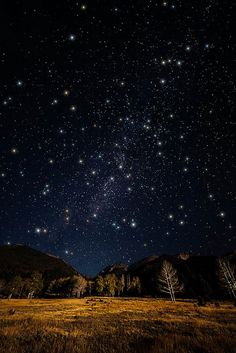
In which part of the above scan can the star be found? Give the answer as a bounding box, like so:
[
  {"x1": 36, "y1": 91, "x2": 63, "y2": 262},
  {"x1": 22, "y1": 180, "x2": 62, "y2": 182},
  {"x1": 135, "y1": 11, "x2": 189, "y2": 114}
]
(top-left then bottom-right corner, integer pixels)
[
  {"x1": 16, "y1": 80, "x2": 23, "y2": 87},
  {"x1": 11, "y1": 148, "x2": 18, "y2": 154},
  {"x1": 69, "y1": 34, "x2": 76, "y2": 41},
  {"x1": 0, "y1": 0, "x2": 233, "y2": 278},
  {"x1": 52, "y1": 99, "x2": 58, "y2": 105}
]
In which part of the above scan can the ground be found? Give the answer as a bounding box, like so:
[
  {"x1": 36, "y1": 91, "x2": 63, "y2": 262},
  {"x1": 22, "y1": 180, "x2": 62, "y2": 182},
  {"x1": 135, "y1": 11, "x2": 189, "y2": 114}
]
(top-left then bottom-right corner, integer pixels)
[{"x1": 0, "y1": 298, "x2": 235, "y2": 353}]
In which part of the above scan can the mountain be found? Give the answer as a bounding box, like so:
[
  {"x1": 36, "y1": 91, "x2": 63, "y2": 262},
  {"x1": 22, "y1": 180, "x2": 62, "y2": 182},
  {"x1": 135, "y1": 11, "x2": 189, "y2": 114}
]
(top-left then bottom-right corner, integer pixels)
[
  {"x1": 99, "y1": 263, "x2": 128, "y2": 277},
  {"x1": 0, "y1": 244, "x2": 235, "y2": 299},
  {"x1": 128, "y1": 255, "x2": 159, "y2": 272},
  {"x1": 0, "y1": 244, "x2": 77, "y2": 281},
  {"x1": 98, "y1": 251, "x2": 236, "y2": 298}
]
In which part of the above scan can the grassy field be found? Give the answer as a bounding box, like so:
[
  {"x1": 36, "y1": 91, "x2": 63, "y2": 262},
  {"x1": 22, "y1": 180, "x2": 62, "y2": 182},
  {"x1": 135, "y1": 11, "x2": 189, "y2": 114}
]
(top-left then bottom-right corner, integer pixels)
[{"x1": 0, "y1": 298, "x2": 235, "y2": 353}]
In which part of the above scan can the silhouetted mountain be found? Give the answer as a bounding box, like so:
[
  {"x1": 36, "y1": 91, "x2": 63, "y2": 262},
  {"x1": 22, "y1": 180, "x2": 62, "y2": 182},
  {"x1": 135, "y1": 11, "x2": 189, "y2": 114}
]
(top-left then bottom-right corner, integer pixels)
[
  {"x1": 128, "y1": 255, "x2": 159, "y2": 272},
  {"x1": 100, "y1": 263, "x2": 128, "y2": 276},
  {"x1": 99, "y1": 251, "x2": 236, "y2": 299},
  {"x1": 0, "y1": 244, "x2": 77, "y2": 282}
]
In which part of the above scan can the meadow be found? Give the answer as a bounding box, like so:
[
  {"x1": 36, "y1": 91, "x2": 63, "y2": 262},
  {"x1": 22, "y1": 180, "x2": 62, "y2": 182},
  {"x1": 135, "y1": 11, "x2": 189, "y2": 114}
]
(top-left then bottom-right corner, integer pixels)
[{"x1": 0, "y1": 298, "x2": 235, "y2": 353}]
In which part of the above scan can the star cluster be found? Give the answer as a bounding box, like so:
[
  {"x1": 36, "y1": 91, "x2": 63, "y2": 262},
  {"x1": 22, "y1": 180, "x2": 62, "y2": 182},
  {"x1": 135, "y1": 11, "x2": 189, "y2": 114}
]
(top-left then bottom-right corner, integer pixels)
[{"x1": 0, "y1": 1, "x2": 235, "y2": 275}]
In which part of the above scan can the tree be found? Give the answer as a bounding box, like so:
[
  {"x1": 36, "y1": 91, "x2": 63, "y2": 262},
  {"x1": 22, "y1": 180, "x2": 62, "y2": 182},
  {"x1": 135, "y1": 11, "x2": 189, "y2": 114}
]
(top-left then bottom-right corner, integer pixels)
[
  {"x1": 126, "y1": 274, "x2": 131, "y2": 292},
  {"x1": 130, "y1": 276, "x2": 141, "y2": 295},
  {"x1": 218, "y1": 257, "x2": 236, "y2": 301},
  {"x1": 31, "y1": 272, "x2": 43, "y2": 296},
  {"x1": 46, "y1": 277, "x2": 70, "y2": 297},
  {"x1": 197, "y1": 275, "x2": 212, "y2": 300},
  {"x1": 87, "y1": 280, "x2": 93, "y2": 296},
  {"x1": 0, "y1": 279, "x2": 6, "y2": 295},
  {"x1": 69, "y1": 275, "x2": 87, "y2": 297},
  {"x1": 158, "y1": 260, "x2": 183, "y2": 301},
  {"x1": 22, "y1": 272, "x2": 43, "y2": 298},
  {"x1": 116, "y1": 275, "x2": 125, "y2": 296},
  {"x1": 6, "y1": 275, "x2": 24, "y2": 298},
  {"x1": 95, "y1": 276, "x2": 104, "y2": 295},
  {"x1": 104, "y1": 274, "x2": 117, "y2": 296}
]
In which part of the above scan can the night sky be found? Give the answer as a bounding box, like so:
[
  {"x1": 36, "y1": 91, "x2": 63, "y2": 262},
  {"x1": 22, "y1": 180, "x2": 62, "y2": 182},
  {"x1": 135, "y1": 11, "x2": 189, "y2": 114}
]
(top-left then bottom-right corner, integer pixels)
[{"x1": 0, "y1": 1, "x2": 235, "y2": 276}]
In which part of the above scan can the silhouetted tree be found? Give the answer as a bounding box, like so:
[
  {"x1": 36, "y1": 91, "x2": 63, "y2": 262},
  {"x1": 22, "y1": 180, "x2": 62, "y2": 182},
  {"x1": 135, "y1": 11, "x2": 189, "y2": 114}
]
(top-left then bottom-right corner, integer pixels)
[
  {"x1": 47, "y1": 277, "x2": 70, "y2": 297},
  {"x1": 0, "y1": 279, "x2": 6, "y2": 295},
  {"x1": 6, "y1": 275, "x2": 24, "y2": 298},
  {"x1": 87, "y1": 280, "x2": 93, "y2": 296}
]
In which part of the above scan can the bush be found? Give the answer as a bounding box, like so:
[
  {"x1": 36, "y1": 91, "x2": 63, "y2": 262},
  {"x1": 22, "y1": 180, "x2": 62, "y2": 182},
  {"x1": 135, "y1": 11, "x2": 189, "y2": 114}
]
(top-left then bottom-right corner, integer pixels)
[{"x1": 197, "y1": 296, "x2": 206, "y2": 306}]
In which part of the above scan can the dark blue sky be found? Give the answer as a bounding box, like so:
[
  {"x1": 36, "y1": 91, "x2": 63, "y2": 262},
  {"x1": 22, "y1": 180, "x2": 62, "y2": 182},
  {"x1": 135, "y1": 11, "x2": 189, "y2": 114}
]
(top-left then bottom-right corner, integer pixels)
[{"x1": 0, "y1": 0, "x2": 235, "y2": 275}]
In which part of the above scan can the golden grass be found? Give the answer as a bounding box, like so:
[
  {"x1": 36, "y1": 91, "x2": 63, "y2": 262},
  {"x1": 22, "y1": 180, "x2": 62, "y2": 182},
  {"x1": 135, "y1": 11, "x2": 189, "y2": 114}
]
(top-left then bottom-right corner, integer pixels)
[{"x1": 0, "y1": 298, "x2": 235, "y2": 353}]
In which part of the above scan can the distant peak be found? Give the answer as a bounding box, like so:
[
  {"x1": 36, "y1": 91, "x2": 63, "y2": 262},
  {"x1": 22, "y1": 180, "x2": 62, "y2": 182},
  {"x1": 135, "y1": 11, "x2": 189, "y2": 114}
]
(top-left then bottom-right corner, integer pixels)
[{"x1": 176, "y1": 252, "x2": 191, "y2": 260}]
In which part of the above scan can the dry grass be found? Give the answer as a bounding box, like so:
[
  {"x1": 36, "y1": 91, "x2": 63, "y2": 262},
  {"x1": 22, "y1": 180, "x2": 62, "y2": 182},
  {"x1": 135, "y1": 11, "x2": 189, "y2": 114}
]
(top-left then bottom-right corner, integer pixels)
[{"x1": 0, "y1": 298, "x2": 235, "y2": 353}]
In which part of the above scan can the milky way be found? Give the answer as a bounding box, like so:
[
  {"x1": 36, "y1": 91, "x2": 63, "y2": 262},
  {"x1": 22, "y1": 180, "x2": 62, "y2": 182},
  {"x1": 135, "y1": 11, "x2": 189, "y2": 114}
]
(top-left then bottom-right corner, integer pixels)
[{"x1": 0, "y1": 1, "x2": 235, "y2": 275}]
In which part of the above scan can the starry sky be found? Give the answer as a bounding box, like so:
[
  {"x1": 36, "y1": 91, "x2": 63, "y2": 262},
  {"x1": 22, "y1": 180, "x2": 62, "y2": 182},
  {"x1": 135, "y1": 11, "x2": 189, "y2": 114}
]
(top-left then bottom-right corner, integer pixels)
[{"x1": 0, "y1": 0, "x2": 235, "y2": 276}]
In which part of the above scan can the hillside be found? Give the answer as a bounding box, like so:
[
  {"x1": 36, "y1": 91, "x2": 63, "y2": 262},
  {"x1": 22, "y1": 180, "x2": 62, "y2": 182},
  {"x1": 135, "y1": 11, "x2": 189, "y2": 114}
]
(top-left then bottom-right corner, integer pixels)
[{"x1": 0, "y1": 244, "x2": 77, "y2": 281}]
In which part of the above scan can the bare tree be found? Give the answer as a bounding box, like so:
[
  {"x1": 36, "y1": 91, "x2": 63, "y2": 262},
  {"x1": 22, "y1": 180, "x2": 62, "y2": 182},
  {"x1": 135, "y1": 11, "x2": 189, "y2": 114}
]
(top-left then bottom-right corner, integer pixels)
[
  {"x1": 126, "y1": 274, "x2": 131, "y2": 292},
  {"x1": 116, "y1": 274, "x2": 126, "y2": 296},
  {"x1": 158, "y1": 260, "x2": 183, "y2": 301},
  {"x1": 218, "y1": 257, "x2": 236, "y2": 301}
]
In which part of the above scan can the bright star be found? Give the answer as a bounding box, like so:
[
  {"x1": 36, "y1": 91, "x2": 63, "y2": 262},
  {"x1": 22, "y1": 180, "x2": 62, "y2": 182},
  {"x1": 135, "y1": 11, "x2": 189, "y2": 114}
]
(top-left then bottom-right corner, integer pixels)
[{"x1": 69, "y1": 34, "x2": 76, "y2": 41}]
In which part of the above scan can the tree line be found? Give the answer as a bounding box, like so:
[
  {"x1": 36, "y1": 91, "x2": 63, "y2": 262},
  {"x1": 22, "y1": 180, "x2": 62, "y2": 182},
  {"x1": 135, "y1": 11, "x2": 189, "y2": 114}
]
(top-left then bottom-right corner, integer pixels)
[{"x1": 0, "y1": 257, "x2": 235, "y2": 302}]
